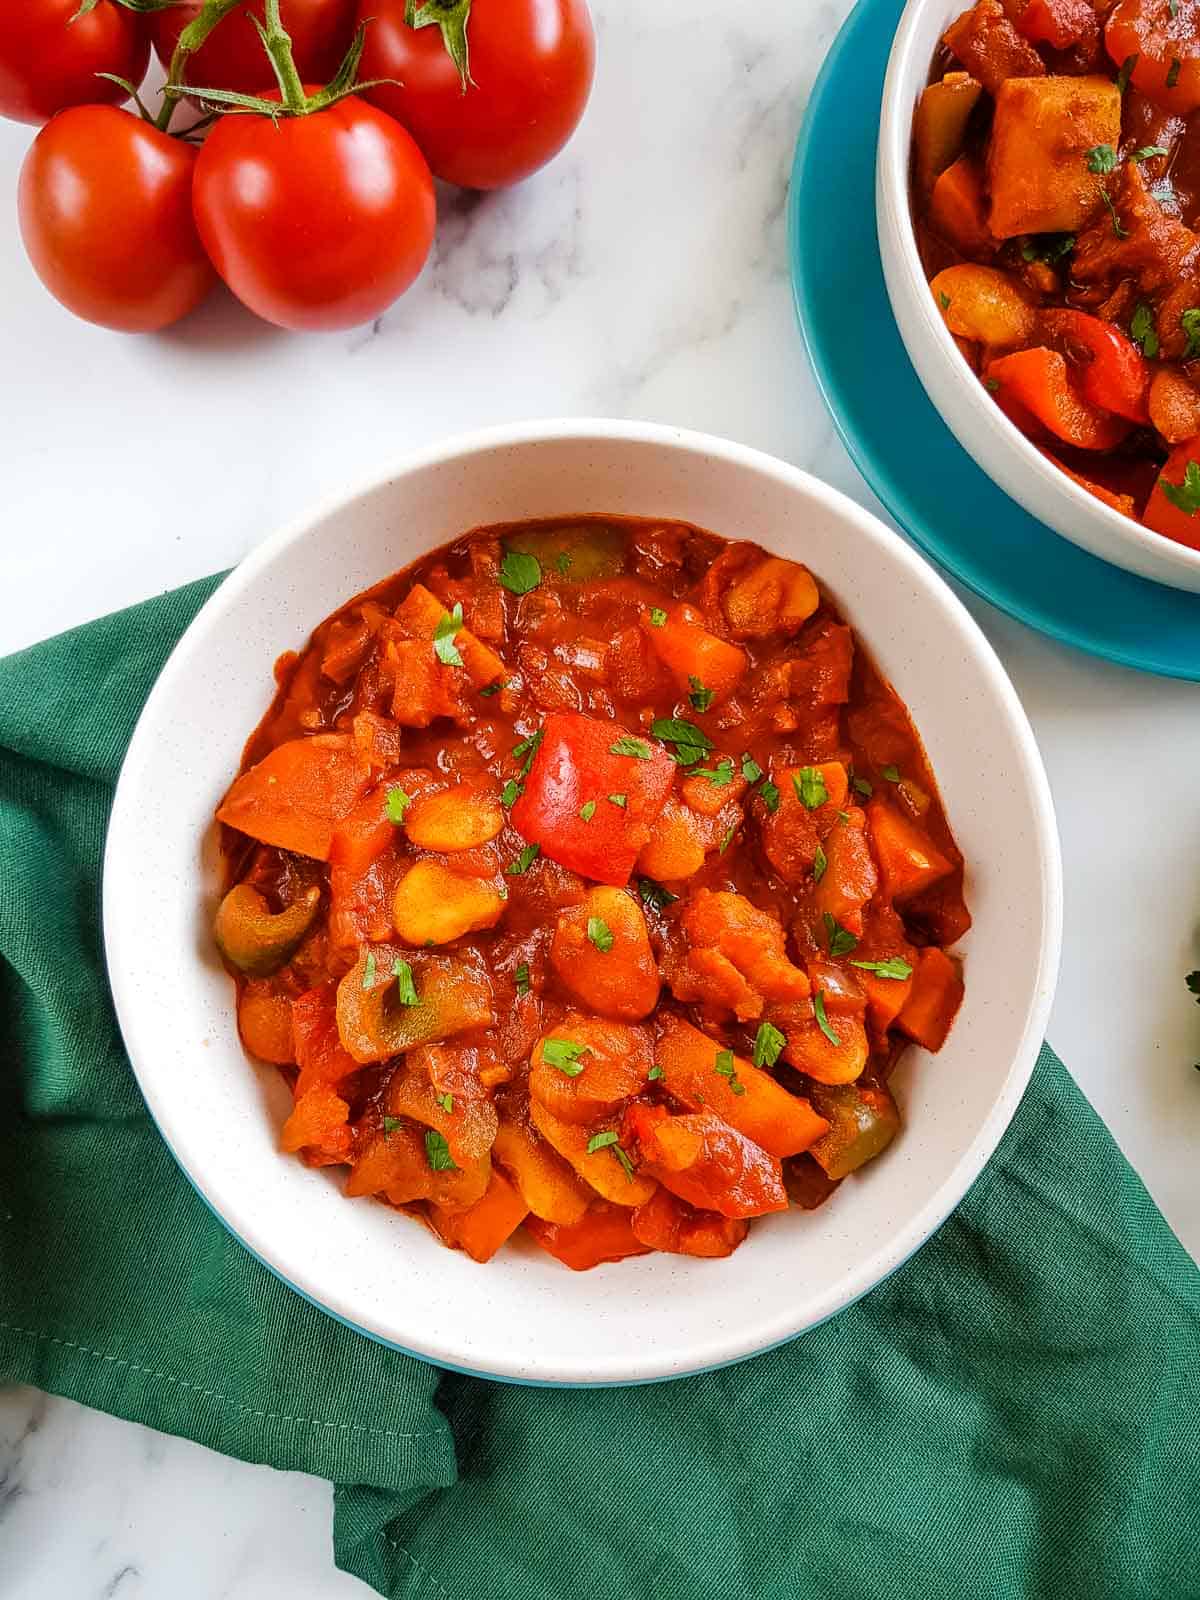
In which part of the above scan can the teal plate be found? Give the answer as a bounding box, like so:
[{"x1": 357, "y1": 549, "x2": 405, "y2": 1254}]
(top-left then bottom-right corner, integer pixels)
[{"x1": 788, "y1": 0, "x2": 1200, "y2": 680}]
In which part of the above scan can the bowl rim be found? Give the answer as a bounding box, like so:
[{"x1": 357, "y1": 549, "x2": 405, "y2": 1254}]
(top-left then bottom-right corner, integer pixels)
[
  {"x1": 102, "y1": 416, "x2": 1064, "y2": 1385},
  {"x1": 876, "y1": 0, "x2": 1200, "y2": 590}
]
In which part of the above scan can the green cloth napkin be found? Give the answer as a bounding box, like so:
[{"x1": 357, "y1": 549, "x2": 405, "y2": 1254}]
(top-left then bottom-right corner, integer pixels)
[{"x1": 2, "y1": 579, "x2": 1198, "y2": 1600}]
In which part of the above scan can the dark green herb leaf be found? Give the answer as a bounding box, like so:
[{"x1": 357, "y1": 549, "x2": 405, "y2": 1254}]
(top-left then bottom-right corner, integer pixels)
[
  {"x1": 382, "y1": 1115, "x2": 401, "y2": 1135},
  {"x1": 1159, "y1": 459, "x2": 1200, "y2": 515},
  {"x1": 613, "y1": 1144, "x2": 636, "y2": 1181},
  {"x1": 985, "y1": 377, "x2": 1001, "y2": 393},
  {"x1": 852, "y1": 775, "x2": 873, "y2": 798},
  {"x1": 688, "y1": 675, "x2": 715, "y2": 712},
  {"x1": 714, "y1": 1048, "x2": 747, "y2": 1096},
  {"x1": 938, "y1": 291, "x2": 951, "y2": 310},
  {"x1": 587, "y1": 1130, "x2": 619, "y2": 1152},
  {"x1": 813, "y1": 990, "x2": 840, "y2": 1046},
  {"x1": 651, "y1": 717, "x2": 713, "y2": 754},
  {"x1": 649, "y1": 607, "x2": 668, "y2": 627},
  {"x1": 693, "y1": 757, "x2": 735, "y2": 786},
  {"x1": 392, "y1": 959, "x2": 419, "y2": 1006},
  {"x1": 425, "y1": 1129, "x2": 457, "y2": 1171},
  {"x1": 437, "y1": 1091, "x2": 454, "y2": 1113},
  {"x1": 500, "y1": 778, "x2": 522, "y2": 808},
  {"x1": 556, "y1": 551, "x2": 572, "y2": 575},
  {"x1": 719, "y1": 821, "x2": 739, "y2": 854},
  {"x1": 759, "y1": 780, "x2": 781, "y2": 813},
  {"x1": 543, "y1": 1038, "x2": 588, "y2": 1075},
  {"x1": 882, "y1": 764, "x2": 901, "y2": 783},
  {"x1": 387, "y1": 787, "x2": 411, "y2": 824},
  {"x1": 1130, "y1": 144, "x2": 1168, "y2": 162},
  {"x1": 498, "y1": 549, "x2": 541, "y2": 595},
  {"x1": 362, "y1": 951, "x2": 377, "y2": 989},
  {"x1": 795, "y1": 766, "x2": 828, "y2": 809},
  {"x1": 752, "y1": 1021, "x2": 786, "y2": 1068},
  {"x1": 610, "y1": 735, "x2": 652, "y2": 759},
  {"x1": 479, "y1": 681, "x2": 502, "y2": 697},
  {"x1": 512, "y1": 726, "x2": 544, "y2": 777},
  {"x1": 1100, "y1": 188, "x2": 1128, "y2": 238},
  {"x1": 579, "y1": 799, "x2": 597, "y2": 821},
  {"x1": 741, "y1": 754, "x2": 763, "y2": 784},
  {"x1": 638, "y1": 877, "x2": 678, "y2": 912},
  {"x1": 1116, "y1": 53, "x2": 1138, "y2": 95},
  {"x1": 648, "y1": 1063, "x2": 665, "y2": 1081},
  {"x1": 813, "y1": 841, "x2": 828, "y2": 883},
  {"x1": 1130, "y1": 300, "x2": 1159, "y2": 358},
  {"x1": 1168, "y1": 55, "x2": 1181, "y2": 88},
  {"x1": 608, "y1": 792, "x2": 627, "y2": 807},
  {"x1": 1086, "y1": 143, "x2": 1116, "y2": 174},
  {"x1": 1020, "y1": 232, "x2": 1075, "y2": 264},
  {"x1": 1181, "y1": 307, "x2": 1200, "y2": 360},
  {"x1": 433, "y1": 603, "x2": 465, "y2": 668},
  {"x1": 514, "y1": 962, "x2": 531, "y2": 996},
  {"x1": 851, "y1": 955, "x2": 914, "y2": 980},
  {"x1": 587, "y1": 916, "x2": 614, "y2": 953},
  {"x1": 823, "y1": 911, "x2": 858, "y2": 957},
  {"x1": 506, "y1": 841, "x2": 541, "y2": 876}
]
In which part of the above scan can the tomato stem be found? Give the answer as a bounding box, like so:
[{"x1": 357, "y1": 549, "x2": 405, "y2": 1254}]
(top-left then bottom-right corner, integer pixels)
[
  {"x1": 253, "y1": 0, "x2": 308, "y2": 114},
  {"x1": 157, "y1": 0, "x2": 245, "y2": 129},
  {"x1": 404, "y1": 0, "x2": 475, "y2": 92}
]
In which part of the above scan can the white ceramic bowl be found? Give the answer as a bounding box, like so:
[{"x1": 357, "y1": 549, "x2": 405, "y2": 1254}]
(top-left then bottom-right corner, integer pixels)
[
  {"x1": 877, "y1": 0, "x2": 1200, "y2": 595},
  {"x1": 103, "y1": 419, "x2": 1061, "y2": 1386}
]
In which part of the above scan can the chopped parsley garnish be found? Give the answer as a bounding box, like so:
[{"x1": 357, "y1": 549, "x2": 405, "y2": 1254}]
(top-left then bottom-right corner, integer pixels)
[
  {"x1": 382, "y1": 1115, "x2": 401, "y2": 1136},
  {"x1": 1100, "y1": 188, "x2": 1128, "y2": 239},
  {"x1": 882, "y1": 764, "x2": 901, "y2": 783},
  {"x1": 543, "y1": 1038, "x2": 588, "y2": 1075},
  {"x1": 651, "y1": 717, "x2": 713, "y2": 766},
  {"x1": 362, "y1": 951, "x2": 378, "y2": 989},
  {"x1": 648, "y1": 1063, "x2": 665, "y2": 1081},
  {"x1": 1130, "y1": 145, "x2": 1168, "y2": 162},
  {"x1": 718, "y1": 821, "x2": 739, "y2": 854},
  {"x1": 638, "y1": 877, "x2": 678, "y2": 912},
  {"x1": 1181, "y1": 307, "x2": 1200, "y2": 360},
  {"x1": 1130, "y1": 301, "x2": 1159, "y2": 358},
  {"x1": 556, "y1": 551, "x2": 572, "y2": 575},
  {"x1": 392, "y1": 959, "x2": 419, "y2": 1007},
  {"x1": 752, "y1": 1021, "x2": 786, "y2": 1068},
  {"x1": 436, "y1": 1091, "x2": 454, "y2": 1113},
  {"x1": 1086, "y1": 143, "x2": 1116, "y2": 175},
  {"x1": 587, "y1": 1129, "x2": 620, "y2": 1153},
  {"x1": 1167, "y1": 56, "x2": 1182, "y2": 88},
  {"x1": 479, "y1": 681, "x2": 502, "y2": 697},
  {"x1": 823, "y1": 911, "x2": 858, "y2": 957},
  {"x1": 610, "y1": 734, "x2": 652, "y2": 759},
  {"x1": 694, "y1": 757, "x2": 735, "y2": 786},
  {"x1": 579, "y1": 799, "x2": 597, "y2": 821},
  {"x1": 1160, "y1": 459, "x2": 1200, "y2": 515},
  {"x1": 758, "y1": 779, "x2": 781, "y2": 813},
  {"x1": 1021, "y1": 233, "x2": 1075, "y2": 264},
  {"x1": 985, "y1": 377, "x2": 1001, "y2": 393},
  {"x1": 424, "y1": 1129, "x2": 457, "y2": 1171},
  {"x1": 500, "y1": 778, "x2": 522, "y2": 808},
  {"x1": 386, "y1": 787, "x2": 411, "y2": 824},
  {"x1": 433, "y1": 603, "x2": 465, "y2": 668},
  {"x1": 648, "y1": 607, "x2": 668, "y2": 627},
  {"x1": 512, "y1": 727, "x2": 544, "y2": 777},
  {"x1": 741, "y1": 754, "x2": 763, "y2": 784},
  {"x1": 612, "y1": 1145, "x2": 635, "y2": 1180},
  {"x1": 813, "y1": 991, "x2": 840, "y2": 1046},
  {"x1": 1116, "y1": 53, "x2": 1138, "y2": 96},
  {"x1": 795, "y1": 766, "x2": 828, "y2": 810},
  {"x1": 587, "y1": 916, "x2": 614, "y2": 953},
  {"x1": 813, "y1": 841, "x2": 828, "y2": 883},
  {"x1": 688, "y1": 675, "x2": 715, "y2": 712},
  {"x1": 498, "y1": 549, "x2": 541, "y2": 595},
  {"x1": 851, "y1": 956, "x2": 914, "y2": 980},
  {"x1": 506, "y1": 841, "x2": 541, "y2": 875},
  {"x1": 714, "y1": 1048, "x2": 746, "y2": 1096},
  {"x1": 851, "y1": 773, "x2": 873, "y2": 798},
  {"x1": 938, "y1": 291, "x2": 951, "y2": 310},
  {"x1": 514, "y1": 962, "x2": 531, "y2": 996},
  {"x1": 608, "y1": 792, "x2": 627, "y2": 807}
]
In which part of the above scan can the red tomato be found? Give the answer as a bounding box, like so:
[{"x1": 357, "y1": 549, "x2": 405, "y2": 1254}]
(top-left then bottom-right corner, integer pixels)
[
  {"x1": 18, "y1": 105, "x2": 215, "y2": 332},
  {"x1": 150, "y1": 0, "x2": 358, "y2": 95},
  {"x1": 0, "y1": 0, "x2": 149, "y2": 126},
  {"x1": 192, "y1": 95, "x2": 436, "y2": 332},
  {"x1": 1143, "y1": 435, "x2": 1200, "y2": 549},
  {"x1": 985, "y1": 348, "x2": 1132, "y2": 450},
  {"x1": 357, "y1": 0, "x2": 595, "y2": 189},
  {"x1": 1039, "y1": 309, "x2": 1151, "y2": 425},
  {"x1": 1106, "y1": 0, "x2": 1200, "y2": 115},
  {"x1": 509, "y1": 712, "x2": 677, "y2": 887}
]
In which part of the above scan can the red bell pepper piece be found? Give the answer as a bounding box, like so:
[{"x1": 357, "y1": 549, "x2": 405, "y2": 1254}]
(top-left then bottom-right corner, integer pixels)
[
  {"x1": 985, "y1": 348, "x2": 1131, "y2": 451},
  {"x1": 1143, "y1": 434, "x2": 1200, "y2": 551},
  {"x1": 1039, "y1": 309, "x2": 1150, "y2": 424},
  {"x1": 1016, "y1": 0, "x2": 1098, "y2": 51},
  {"x1": 525, "y1": 1203, "x2": 652, "y2": 1270},
  {"x1": 509, "y1": 711, "x2": 676, "y2": 886}
]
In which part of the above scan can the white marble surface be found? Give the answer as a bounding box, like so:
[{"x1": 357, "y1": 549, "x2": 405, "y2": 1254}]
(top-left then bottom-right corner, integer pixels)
[{"x1": 1, "y1": 0, "x2": 1198, "y2": 1591}]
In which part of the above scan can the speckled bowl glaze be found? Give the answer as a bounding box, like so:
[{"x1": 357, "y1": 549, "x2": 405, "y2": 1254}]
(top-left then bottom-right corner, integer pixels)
[
  {"x1": 878, "y1": 0, "x2": 1200, "y2": 594},
  {"x1": 103, "y1": 419, "x2": 1062, "y2": 1386}
]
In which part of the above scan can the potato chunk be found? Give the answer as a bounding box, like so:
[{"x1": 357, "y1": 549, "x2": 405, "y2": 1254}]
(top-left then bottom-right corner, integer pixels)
[
  {"x1": 987, "y1": 76, "x2": 1120, "y2": 239},
  {"x1": 392, "y1": 859, "x2": 504, "y2": 945},
  {"x1": 667, "y1": 889, "x2": 810, "y2": 1022},
  {"x1": 721, "y1": 558, "x2": 819, "y2": 640},
  {"x1": 404, "y1": 781, "x2": 503, "y2": 852},
  {"x1": 549, "y1": 887, "x2": 660, "y2": 1021},
  {"x1": 529, "y1": 1015, "x2": 653, "y2": 1126}
]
